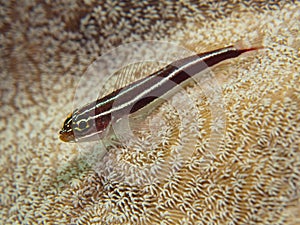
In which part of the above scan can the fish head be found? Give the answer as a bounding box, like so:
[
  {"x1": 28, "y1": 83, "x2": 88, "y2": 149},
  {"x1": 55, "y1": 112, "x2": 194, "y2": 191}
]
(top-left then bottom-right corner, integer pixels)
[{"x1": 59, "y1": 108, "x2": 111, "y2": 142}]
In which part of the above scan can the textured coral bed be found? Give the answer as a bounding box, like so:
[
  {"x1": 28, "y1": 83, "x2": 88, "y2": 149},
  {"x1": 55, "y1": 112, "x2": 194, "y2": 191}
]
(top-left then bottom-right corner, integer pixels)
[{"x1": 0, "y1": 1, "x2": 299, "y2": 224}]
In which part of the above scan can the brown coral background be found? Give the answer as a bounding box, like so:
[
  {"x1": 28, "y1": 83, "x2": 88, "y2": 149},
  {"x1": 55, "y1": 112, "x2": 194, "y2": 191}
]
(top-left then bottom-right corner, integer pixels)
[{"x1": 0, "y1": 1, "x2": 299, "y2": 224}]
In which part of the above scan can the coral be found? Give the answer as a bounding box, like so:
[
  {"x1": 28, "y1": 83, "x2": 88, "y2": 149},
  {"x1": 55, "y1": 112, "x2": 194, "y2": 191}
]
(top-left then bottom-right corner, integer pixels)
[{"x1": 0, "y1": 0, "x2": 299, "y2": 224}]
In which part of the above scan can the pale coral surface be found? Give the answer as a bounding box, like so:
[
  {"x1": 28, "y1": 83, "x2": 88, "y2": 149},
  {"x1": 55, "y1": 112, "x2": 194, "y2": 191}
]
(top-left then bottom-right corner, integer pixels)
[{"x1": 0, "y1": 1, "x2": 299, "y2": 224}]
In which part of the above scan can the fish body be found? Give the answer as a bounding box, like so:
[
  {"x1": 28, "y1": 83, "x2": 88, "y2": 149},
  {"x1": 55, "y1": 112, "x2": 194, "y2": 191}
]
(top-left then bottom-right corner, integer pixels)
[{"x1": 59, "y1": 45, "x2": 260, "y2": 142}]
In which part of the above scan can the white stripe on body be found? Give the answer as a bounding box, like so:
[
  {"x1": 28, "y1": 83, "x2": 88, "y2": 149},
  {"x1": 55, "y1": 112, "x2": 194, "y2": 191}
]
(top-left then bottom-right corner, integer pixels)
[{"x1": 81, "y1": 47, "x2": 232, "y2": 121}]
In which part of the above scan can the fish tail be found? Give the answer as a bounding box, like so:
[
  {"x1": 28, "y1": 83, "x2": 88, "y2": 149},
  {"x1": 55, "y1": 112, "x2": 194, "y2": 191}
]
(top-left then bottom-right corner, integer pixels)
[{"x1": 234, "y1": 36, "x2": 266, "y2": 53}]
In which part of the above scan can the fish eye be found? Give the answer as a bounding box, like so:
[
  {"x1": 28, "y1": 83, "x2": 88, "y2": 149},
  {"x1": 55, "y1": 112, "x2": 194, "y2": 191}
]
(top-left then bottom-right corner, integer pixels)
[
  {"x1": 75, "y1": 119, "x2": 90, "y2": 132},
  {"x1": 79, "y1": 120, "x2": 87, "y2": 129}
]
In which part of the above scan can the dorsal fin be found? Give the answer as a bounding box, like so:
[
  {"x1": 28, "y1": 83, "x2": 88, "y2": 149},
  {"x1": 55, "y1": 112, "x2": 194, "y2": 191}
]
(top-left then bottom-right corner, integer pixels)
[{"x1": 95, "y1": 61, "x2": 169, "y2": 101}]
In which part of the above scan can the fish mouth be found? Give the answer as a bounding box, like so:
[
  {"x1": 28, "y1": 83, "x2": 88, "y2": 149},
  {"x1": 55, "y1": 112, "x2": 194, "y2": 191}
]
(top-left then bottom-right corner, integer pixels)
[{"x1": 59, "y1": 130, "x2": 75, "y2": 142}]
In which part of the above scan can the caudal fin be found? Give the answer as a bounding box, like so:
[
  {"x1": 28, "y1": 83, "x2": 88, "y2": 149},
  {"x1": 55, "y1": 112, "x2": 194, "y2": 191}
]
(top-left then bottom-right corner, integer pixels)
[{"x1": 234, "y1": 36, "x2": 266, "y2": 53}]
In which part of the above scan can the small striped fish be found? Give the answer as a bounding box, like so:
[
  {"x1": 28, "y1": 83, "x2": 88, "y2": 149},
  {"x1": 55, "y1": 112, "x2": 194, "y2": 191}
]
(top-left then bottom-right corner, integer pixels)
[{"x1": 59, "y1": 44, "x2": 261, "y2": 142}]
